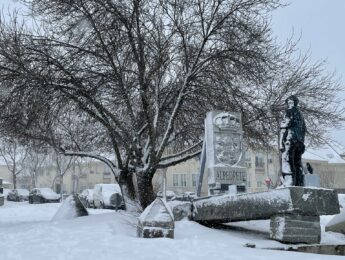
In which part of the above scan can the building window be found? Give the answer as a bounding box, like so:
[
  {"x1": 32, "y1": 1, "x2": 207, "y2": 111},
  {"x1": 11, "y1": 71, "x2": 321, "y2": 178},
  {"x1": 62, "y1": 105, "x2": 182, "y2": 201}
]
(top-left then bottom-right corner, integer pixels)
[
  {"x1": 103, "y1": 171, "x2": 111, "y2": 176},
  {"x1": 255, "y1": 155, "x2": 265, "y2": 168},
  {"x1": 173, "y1": 173, "x2": 187, "y2": 187},
  {"x1": 245, "y1": 151, "x2": 251, "y2": 161},
  {"x1": 173, "y1": 174, "x2": 179, "y2": 187},
  {"x1": 192, "y1": 174, "x2": 198, "y2": 187},
  {"x1": 180, "y1": 174, "x2": 187, "y2": 187}
]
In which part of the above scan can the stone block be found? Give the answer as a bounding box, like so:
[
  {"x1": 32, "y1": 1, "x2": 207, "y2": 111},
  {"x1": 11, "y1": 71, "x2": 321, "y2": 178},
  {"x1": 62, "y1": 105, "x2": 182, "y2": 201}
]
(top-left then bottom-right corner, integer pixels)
[
  {"x1": 167, "y1": 201, "x2": 192, "y2": 221},
  {"x1": 192, "y1": 187, "x2": 339, "y2": 224},
  {"x1": 137, "y1": 198, "x2": 174, "y2": 238},
  {"x1": 270, "y1": 214, "x2": 321, "y2": 244}
]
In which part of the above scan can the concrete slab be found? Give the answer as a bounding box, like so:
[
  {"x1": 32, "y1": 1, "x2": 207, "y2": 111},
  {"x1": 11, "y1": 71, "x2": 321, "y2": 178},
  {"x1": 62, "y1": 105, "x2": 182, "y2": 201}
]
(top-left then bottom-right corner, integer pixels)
[{"x1": 192, "y1": 187, "x2": 339, "y2": 224}]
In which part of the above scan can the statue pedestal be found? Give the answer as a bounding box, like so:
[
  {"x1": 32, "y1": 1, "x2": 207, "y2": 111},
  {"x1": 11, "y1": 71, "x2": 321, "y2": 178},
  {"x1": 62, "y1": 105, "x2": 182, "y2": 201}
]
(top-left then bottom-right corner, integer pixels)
[{"x1": 270, "y1": 214, "x2": 321, "y2": 244}]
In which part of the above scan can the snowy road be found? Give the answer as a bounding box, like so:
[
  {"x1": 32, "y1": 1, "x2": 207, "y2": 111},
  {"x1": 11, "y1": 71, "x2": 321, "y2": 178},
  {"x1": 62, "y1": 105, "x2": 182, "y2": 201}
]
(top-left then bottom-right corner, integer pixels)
[{"x1": 0, "y1": 200, "x2": 344, "y2": 260}]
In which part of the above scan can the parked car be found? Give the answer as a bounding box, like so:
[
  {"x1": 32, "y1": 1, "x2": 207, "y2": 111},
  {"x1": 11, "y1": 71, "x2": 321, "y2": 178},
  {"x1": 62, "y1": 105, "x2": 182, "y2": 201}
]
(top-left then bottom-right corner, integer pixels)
[
  {"x1": 177, "y1": 191, "x2": 196, "y2": 201},
  {"x1": 78, "y1": 189, "x2": 94, "y2": 208},
  {"x1": 93, "y1": 184, "x2": 124, "y2": 209},
  {"x1": 2, "y1": 188, "x2": 11, "y2": 199},
  {"x1": 157, "y1": 190, "x2": 176, "y2": 201},
  {"x1": 29, "y1": 188, "x2": 61, "y2": 204},
  {"x1": 7, "y1": 189, "x2": 30, "y2": 202}
]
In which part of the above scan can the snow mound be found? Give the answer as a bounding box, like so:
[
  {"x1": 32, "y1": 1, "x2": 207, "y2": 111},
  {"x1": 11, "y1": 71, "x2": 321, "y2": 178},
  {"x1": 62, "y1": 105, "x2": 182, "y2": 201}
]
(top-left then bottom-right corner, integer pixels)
[
  {"x1": 139, "y1": 197, "x2": 174, "y2": 223},
  {"x1": 52, "y1": 195, "x2": 88, "y2": 221}
]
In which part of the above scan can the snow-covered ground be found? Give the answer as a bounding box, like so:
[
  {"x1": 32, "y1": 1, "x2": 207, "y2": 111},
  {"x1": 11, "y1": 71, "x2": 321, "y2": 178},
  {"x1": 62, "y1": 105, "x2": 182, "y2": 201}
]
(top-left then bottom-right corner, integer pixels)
[{"x1": 0, "y1": 198, "x2": 345, "y2": 260}]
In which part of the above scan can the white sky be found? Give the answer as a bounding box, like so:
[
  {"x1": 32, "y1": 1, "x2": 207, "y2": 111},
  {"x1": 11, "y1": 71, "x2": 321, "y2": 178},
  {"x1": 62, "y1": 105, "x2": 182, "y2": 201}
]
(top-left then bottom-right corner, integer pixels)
[
  {"x1": 271, "y1": 0, "x2": 345, "y2": 148},
  {"x1": 1, "y1": 0, "x2": 345, "y2": 149}
]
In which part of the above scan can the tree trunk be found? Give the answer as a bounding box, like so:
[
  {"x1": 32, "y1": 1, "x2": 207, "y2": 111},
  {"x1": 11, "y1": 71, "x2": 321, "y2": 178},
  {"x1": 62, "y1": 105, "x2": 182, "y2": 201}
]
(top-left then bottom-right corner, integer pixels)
[
  {"x1": 119, "y1": 169, "x2": 136, "y2": 200},
  {"x1": 31, "y1": 173, "x2": 36, "y2": 189},
  {"x1": 13, "y1": 172, "x2": 17, "y2": 189},
  {"x1": 60, "y1": 175, "x2": 63, "y2": 200},
  {"x1": 136, "y1": 171, "x2": 155, "y2": 210}
]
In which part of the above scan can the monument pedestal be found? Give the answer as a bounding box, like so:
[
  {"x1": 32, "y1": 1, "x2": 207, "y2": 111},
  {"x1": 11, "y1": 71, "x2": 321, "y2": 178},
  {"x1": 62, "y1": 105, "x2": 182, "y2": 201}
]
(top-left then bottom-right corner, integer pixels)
[{"x1": 270, "y1": 214, "x2": 321, "y2": 244}]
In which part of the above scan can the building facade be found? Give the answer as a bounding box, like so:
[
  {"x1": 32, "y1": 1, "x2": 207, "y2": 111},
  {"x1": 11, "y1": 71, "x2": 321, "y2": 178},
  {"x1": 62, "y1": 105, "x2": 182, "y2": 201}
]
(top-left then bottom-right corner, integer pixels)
[{"x1": 1, "y1": 148, "x2": 345, "y2": 195}]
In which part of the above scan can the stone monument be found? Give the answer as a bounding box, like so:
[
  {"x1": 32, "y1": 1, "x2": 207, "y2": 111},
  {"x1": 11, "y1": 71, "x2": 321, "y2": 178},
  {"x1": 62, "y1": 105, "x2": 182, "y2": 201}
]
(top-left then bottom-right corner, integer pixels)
[{"x1": 201, "y1": 111, "x2": 246, "y2": 195}]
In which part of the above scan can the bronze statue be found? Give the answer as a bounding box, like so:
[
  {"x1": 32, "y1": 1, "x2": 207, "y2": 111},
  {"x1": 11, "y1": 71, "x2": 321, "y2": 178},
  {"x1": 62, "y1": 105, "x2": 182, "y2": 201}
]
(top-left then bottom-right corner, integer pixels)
[{"x1": 280, "y1": 95, "x2": 306, "y2": 186}]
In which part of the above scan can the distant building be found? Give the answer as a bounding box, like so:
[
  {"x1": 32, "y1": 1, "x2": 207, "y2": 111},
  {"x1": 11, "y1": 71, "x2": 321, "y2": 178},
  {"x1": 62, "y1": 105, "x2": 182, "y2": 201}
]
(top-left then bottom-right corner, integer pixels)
[
  {"x1": 0, "y1": 165, "x2": 12, "y2": 189},
  {"x1": 0, "y1": 146, "x2": 344, "y2": 195},
  {"x1": 303, "y1": 148, "x2": 345, "y2": 193},
  {"x1": 155, "y1": 147, "x2": 345, "y2": 196}
]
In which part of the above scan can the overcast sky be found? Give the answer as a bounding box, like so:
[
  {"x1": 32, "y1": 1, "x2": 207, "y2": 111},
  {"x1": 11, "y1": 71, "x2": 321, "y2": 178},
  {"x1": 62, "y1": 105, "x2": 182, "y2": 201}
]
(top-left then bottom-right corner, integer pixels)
[
  {"x1": 272, "y1": 0, "x2": 345, "y2": 148},
  {"x1": 1, "y1": 0, "x2": 345, "y2": 149}
]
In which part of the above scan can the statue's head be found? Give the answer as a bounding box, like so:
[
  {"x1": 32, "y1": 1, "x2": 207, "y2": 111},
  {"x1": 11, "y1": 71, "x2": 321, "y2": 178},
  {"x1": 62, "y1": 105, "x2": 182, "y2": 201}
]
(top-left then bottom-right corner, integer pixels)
[{"x1": 285, "y1": 95, "x2": 299, "y2": 109}]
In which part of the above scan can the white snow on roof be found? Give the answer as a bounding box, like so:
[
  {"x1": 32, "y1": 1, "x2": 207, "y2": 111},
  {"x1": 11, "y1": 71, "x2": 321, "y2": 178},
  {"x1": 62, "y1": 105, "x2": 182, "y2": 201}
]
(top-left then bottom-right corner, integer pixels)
[{"x1": 303, "y1": 146, "x2": 345, "y2": 164}]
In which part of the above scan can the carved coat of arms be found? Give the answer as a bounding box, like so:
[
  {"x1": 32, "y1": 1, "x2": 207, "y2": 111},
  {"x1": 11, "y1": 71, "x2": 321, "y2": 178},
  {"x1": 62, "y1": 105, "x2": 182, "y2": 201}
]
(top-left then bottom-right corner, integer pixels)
[{"x1": 213, "y1": 112, "x2": 243, "y2": 166}]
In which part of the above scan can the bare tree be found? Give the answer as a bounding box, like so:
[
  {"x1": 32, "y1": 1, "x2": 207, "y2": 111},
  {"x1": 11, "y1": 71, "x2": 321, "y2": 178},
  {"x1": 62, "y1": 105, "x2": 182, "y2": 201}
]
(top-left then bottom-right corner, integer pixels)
[
  {"x1": 0, "y1": 137, "x2": 28, "y2": 189},
  {"x1": 24, "y1": 145, "x2": 49, "y2": 189},
  {"x1": 50, "y1": 151, "x2": 75, "y2": 199},
  {"x1": 0, "y1": 0, "x2": 343, "y2": 208}
]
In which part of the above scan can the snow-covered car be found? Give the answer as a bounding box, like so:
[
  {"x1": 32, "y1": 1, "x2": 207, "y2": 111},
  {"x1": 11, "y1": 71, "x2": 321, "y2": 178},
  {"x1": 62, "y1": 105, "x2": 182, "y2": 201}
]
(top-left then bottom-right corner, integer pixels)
[
  {"x1": 78, "y1": 189, "x2": 94, "y2": 208},
  {"x1": 29, "y1": 188, "x2": 61, "y2": 204},
  {"x1": 157, "y1": 190, "x2": 176, "y2": 201},
  {"x1": 2, "y1": 188, "x2": 11, "y2": 199},
  {"x1": 170, "y1": 191, "x2": 196, "y2": 202},
  {"x1": 7, "y1": 189, "x2": 30, "y2": 201},
  {"x1": 93, "y1": 184, "x2": 124, "y2": 209},
  {"x1": 180, "y1": 191, "x2": 197, "y2": 201}
]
